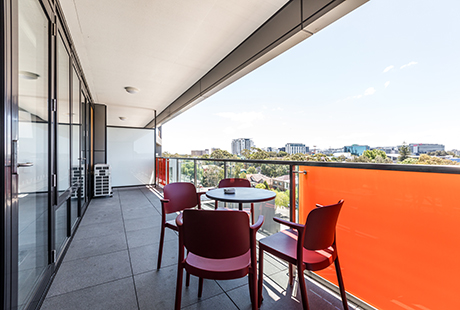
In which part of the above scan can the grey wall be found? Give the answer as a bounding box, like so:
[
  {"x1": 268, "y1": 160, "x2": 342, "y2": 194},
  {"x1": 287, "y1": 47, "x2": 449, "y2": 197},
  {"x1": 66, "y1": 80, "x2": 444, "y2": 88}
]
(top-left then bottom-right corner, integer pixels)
[{"x1": 93, "y1": 104, "x2": 107, "y2": 164}]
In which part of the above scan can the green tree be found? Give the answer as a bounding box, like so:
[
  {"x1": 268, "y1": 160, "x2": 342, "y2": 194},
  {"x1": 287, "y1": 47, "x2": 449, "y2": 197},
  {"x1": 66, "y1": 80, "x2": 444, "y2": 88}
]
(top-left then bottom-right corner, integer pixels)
[
  {"x1": 398, "y1": 143, "x2": 411, "y2": 162},
  {"x1": 363, "y1": 149, "x2": 387, "y2": 160},
  {"x1": 202, "y1": 165, "x2": 224, "y2": 187},
  {"x1": 307, "y1": 153, "x2": 330, "y2": 162},
  {"x1": 260, "y1": 164, "x2": 289, "y2": 178},
  {"x1": 210, "y1": 149, "x2": 235, "y2": 159},
  {"x1": 284, "y1": 153, "x2": 307, "y2": 161},
  {"x1": 255, "y1": 183, "x2": 266, "y2": 189},
  {"x1": 417, "y1": 154, "x2": 459, "y2": 166},
  {"x1": 273, "y1": 190, "x2": 289, "y2": 208},
  {"x1": 247, "y1": 166, "x2": 257, "y2": 174},
  {"x1": 242, "y1": 147, "x2": 269, "y2": 160},
  {"x1": 278, "y1": 151, "x2": 288, "y2": 157}
]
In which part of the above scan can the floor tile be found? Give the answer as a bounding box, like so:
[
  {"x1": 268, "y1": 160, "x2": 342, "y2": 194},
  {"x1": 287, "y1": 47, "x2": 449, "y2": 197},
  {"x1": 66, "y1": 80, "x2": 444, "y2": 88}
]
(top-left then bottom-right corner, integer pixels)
[
  {"x1": 129, "y1": 239, "x2": 178, "y2": 275},
  {"x1": 126, "y1": 226, "x2": 176, "y2": 249},
  {"x1": 41, "y1": 277, "x2": 137, "y2": 310},
  {"x1": 134, "y1": 266, "x2": 224, "y2": 310},
  {"x1": 47, "y1": 250, "x2": 132, "y2": 297},
  {"x1": 64, "y1": 232, "x2": 127, "y2": 261}
]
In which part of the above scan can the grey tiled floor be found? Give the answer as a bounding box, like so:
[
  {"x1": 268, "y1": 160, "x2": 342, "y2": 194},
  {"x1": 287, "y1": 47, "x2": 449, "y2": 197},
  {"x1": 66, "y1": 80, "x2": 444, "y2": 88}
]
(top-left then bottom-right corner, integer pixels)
[{"x1": 40, "y1": 186, "x2": 358, "y2": 310}]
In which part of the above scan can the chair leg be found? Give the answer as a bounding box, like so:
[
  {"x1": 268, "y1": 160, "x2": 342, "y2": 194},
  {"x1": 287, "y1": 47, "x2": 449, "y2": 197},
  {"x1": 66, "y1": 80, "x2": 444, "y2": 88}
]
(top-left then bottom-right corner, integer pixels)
[
  {"x1": 198, "y1": 277, "x2": 204, "y2": 298},
  {"x1": 258, "y1": 248, "x2": 264, "y2": 305},
  {"x1": 175, "y1": 264, "x2": 184, "y2": 310},
  {"x1": 251, "y1": 203, "x2": 255, "y2": 225},
  {"x1": 248, "y1": 270, "x2": 258, "y2": 310},
  {"x1": 289, "y1": 263, "x2": 294, "y2": 286},
  {"x1": 157, "y1": 223, "x2": 165, "y2": 270},
  {"x1": 248, "y1": 272, "x2": 254, "y2": 304},
  {"x1": 214, "y1": 200, "x2": 218, "y2": 209},
  {"x1": 297, "y1": 265, "x2": 310, "y2": 310},
  {"x1": 334, "y1": 257, "x2": 349, "y2": 310}
]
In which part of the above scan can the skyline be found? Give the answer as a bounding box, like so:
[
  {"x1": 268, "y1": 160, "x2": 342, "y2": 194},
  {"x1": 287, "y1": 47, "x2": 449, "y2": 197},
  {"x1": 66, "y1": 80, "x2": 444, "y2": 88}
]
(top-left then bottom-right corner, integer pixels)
[{"x1": 163, "y1": 0, "x2": 460, "y2": 154}]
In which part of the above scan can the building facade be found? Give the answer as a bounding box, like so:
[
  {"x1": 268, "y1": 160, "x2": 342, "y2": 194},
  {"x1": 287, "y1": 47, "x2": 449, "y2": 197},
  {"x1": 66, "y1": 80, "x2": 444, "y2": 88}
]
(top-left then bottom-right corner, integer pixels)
[
  {"x1": 285, "y1": 143, "x2": 308, "y2": 154},
  {"x1": 409, "y1": 143, "x2": 445, "y2": 155},
  {"x1": 344, "y1": 144, "x2": 370, "y2": 156},
  {"x1": 191, "y1": 149, "x2": 209, "y2": 156},
  {"x1": 231, "y1": 138, "x2": 254, "y2": 156}
]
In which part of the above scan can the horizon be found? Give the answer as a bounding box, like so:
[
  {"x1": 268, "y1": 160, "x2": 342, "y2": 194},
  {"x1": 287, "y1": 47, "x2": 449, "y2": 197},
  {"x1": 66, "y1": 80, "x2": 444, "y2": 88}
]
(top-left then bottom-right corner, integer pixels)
[{"x1": 163, "y1": 0, "x2": 460, "y2": 154}]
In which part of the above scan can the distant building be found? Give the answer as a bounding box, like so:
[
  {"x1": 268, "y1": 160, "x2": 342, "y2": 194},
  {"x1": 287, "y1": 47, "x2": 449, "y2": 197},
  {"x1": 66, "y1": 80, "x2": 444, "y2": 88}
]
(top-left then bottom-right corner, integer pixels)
[
  {"x1": 372, "y1": 146, "x2": 398, "y2": 154},
  {"x1": 407, "y1": 143, "x2": 445, "y2": 155},
  {"x1": 278, "y1": 147, "x2": 286, "y2": 152},
  {"x1": 231, "y1": 138, "x2": 254, "y2": 155},
  {"x1": 344, "y1": 144, "x2": 370, "y2": 156},
  {"x1": 322, "y1": 148, "x2": 344, "y2": 155},
  {"x1": 191, "y1": 149, "x2": 209, "y2": 156},
  {"x1": 285, "y1": 143, "x2": 308, "y2": 154},
  {"x1": 264, "y1": 146, "x2": 278, "y2": 152},
  {"x1": 271, "y1": 175, "x2": 290, "y2": 191}
]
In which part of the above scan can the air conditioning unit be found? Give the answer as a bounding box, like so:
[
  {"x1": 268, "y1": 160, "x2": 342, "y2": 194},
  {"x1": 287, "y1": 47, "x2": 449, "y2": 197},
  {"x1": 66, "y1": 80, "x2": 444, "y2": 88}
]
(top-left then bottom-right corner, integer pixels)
[
  {"x1": 71, "y1": 166, "x2": 85, "y2": 198},
  {"x1": 94, "y1": 164, "x2": 112, "y2": 197}
]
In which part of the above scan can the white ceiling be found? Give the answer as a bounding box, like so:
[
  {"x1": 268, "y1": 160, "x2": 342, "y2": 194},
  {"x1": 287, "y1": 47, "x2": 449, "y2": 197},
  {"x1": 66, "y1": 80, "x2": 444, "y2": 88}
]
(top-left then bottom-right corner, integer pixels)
[{"x1": 59, "y1": 0, "x2": 290, "y2": 127}]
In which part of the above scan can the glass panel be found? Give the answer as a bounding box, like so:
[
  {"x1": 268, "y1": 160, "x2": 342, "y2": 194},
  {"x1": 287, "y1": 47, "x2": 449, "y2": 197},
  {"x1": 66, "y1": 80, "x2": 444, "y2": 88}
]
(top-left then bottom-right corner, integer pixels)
[
  {"x1": 17, "y1": 0, "x2": 49, "y2": 308},
  {"x1": 298, "y1": 166, "x2": 460, "y2": 309},
  {"x1": 168, "y1": 158, "x2": 178, "y2": 184},
  {"x1": 179, "y1": 160, "x2": 194, "y2": 183},
  {"x1": 107, "y1": 127, "x2": 155, "y2": 186},
  {"x1": 57, "y1": 36, "x2": 70, "y2": 194},
  {"x1": 70, "y1": 68, "x2": 80, "y2": 228},
  {"x1": 196, "y1": 160, "x2": 223, "y2": 189},
  {"x1": 55, "y1": 35, "x2": 70, "y2": 250}
]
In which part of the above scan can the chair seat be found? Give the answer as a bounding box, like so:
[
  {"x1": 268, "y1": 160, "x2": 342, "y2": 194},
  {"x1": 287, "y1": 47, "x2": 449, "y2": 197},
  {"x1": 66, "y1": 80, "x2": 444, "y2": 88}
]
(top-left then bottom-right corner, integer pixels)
[
  {"x1": 259, "y1": 229, "x2": 336, "y2": 271},
  {"x1": 184, "y1": 250, "x2": 251, "y2": 280}
]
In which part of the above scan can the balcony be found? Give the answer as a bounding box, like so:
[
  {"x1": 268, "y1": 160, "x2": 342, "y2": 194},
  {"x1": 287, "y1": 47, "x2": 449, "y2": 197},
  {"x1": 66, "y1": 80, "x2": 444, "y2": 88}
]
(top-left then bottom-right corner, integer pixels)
[
  {"x1": 39, "y1": 186, "x2": 358, "y2": 310},
  {"x1": 39, "y1": 157, "x2": 460, "y2": 309}
]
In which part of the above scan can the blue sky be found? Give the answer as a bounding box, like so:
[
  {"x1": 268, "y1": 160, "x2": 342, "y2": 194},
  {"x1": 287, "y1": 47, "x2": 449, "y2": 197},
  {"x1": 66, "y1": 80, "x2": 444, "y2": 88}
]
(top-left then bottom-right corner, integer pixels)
[{"x1": 163, "y1": 0, "x2": 460, "y2": 154}]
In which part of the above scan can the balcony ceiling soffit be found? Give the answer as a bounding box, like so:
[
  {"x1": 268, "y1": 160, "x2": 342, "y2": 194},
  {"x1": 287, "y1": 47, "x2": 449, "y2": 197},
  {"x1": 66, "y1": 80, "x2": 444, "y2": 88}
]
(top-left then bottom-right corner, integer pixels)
[{"x1": 59, "y1": 0, "x2": 289, "y2": 127}]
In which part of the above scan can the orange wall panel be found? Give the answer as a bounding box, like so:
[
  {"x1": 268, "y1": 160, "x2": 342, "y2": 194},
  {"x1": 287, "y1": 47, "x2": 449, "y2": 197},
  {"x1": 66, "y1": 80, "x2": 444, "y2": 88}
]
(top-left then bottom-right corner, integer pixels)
[{"x1": 299, "y1": 166, "x2": 460, "y2": 310}]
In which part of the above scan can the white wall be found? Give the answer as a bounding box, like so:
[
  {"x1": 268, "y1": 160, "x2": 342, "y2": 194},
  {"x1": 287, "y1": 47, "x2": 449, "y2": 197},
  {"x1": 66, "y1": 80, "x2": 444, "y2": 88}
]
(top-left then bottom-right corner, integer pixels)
[{"x1": 107, "y1": 127, "x2": 155, "y2": 187}]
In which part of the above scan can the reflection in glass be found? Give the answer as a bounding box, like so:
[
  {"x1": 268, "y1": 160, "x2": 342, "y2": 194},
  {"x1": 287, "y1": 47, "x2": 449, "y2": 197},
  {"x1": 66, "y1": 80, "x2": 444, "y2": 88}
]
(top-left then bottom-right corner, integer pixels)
[
  {"x1": 57, "y1": 36, "x2": 71, "y2": 194},
  {"x1": 55, "y1": 36, "x2": 70, "y2": 251},
  {"x1": 70, "y1": 69, "x2": 80, "y2": 228},
  {"x1": 17, "y1": 0, "x2": 49, "y2": 308}
]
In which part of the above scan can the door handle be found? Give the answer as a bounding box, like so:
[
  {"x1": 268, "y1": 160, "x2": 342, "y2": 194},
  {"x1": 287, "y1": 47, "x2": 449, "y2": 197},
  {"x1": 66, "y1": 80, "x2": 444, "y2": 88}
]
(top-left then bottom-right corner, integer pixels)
[{"x1": 18, "y1": 162, "x2": 33, "y2": 167}]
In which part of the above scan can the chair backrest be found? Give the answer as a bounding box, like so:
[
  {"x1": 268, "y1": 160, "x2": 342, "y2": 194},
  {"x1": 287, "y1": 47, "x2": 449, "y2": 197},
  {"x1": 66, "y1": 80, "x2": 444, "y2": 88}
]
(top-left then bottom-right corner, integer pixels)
[
  {"x1": 182, "y1": 209, "x2": 250, "y2": 259},
  {"x1": 163, "y1": 182, "x2": 199, "y2": 214},
  {"x1": 218, "y1": 178, "x2": 251, "y2": 188},
  {"x1": 303, "y1": 200, "x2": 344, "y2": 251}
]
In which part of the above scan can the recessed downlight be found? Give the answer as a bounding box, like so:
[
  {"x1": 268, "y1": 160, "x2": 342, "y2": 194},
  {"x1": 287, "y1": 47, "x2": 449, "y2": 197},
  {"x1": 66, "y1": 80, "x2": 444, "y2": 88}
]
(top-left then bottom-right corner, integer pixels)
[{"x1": 124, "y1": 86, "x2": 139, "y2": 94}]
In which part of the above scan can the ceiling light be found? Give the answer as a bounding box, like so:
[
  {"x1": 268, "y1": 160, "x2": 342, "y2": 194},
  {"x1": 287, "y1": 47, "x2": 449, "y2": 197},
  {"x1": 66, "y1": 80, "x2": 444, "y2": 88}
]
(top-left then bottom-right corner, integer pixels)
[
  {"x1": 19, "y1": 71, "x2": 40, "y2": 80},
  {"x1": 119, "y1": 116, "x2": 126, "y2": 121},
  {"x1": 124, "y1": 86, "x2": 139, "y2": 94}
]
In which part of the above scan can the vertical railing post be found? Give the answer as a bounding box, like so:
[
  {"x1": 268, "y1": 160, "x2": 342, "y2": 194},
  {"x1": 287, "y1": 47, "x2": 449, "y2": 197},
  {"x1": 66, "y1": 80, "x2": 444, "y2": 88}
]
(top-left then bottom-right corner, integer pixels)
[
  {"x1": 176, "y1": 159, "x2": 180, "y2": 182},
  {"x1": 224, "y1": 161, "x2": 227, "y2": 179},
  {"x1": 153, "y1": 110, "x2": 156, "y2": 187},
  {"x1": 194, "y1": 159, "x2": 197, "y2": 186},
  {"x1": 289, "y1": 164, "x2": 296, "y2": 223}
]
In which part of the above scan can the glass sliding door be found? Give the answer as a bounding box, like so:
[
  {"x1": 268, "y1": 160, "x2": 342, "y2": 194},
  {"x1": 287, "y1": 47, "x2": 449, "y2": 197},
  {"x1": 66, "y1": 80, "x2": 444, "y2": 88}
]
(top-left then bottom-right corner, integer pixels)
[
  {"x1": 55, "y1": 34, "x2": 71, "y2": 253},
  {"x1": 70, "y1": 68, "x2": 80, "y2": 229},
  {"x1": 17, "y1": 0, "x2": 50, "y2": 308}
]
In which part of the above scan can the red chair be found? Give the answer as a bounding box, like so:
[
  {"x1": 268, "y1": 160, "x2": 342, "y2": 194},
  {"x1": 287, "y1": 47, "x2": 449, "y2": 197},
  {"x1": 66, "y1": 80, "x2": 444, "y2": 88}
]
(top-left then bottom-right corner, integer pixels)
[
  {"x1": 157, "y1": 182, "x2": 205, "y2": 270},
  {"x1": 258, "y1": 200, "x2": 348, "y2": 310},
  {"x1": 216, "y1": 178, "x2": 255, "y2": 224},
  {"x1": 175, "y1": 209, "x2": 263, "y2": 310}
]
